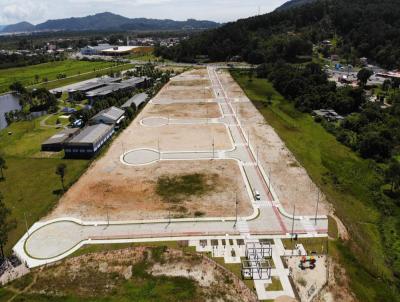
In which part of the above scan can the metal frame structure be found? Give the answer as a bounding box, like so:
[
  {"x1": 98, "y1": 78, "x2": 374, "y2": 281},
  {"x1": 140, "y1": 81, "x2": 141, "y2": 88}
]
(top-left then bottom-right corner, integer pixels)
[{"x1": 241, "y1": 241, "x2": 272, "y2": 280}]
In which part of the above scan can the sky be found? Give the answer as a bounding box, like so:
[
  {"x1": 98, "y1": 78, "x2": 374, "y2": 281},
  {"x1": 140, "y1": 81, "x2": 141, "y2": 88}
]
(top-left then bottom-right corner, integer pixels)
[{"x1": 0, "y1": 0, "x2": 288, "y2": 25}]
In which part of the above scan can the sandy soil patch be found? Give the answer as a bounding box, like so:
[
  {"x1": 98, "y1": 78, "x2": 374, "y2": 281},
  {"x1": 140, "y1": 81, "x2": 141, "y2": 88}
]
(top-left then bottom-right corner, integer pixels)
[
  {"x1": 314, "y1": 258, "x2": 356, "y2": 302},
  {"x1": 218, "y1": 70, "x2": 246, "y2": 98},
  {"x1": 155, "y1": 86, "x2": 213, "y2": 100},
  {"x1": 49, "y1": 159, "x2": 253, "y2": 221},
  {"x1": 219, "y1": 70, "x2": 330, "y2": 216},
  {"x1": 47, "y1": 68, "x2": 250, "y2": 221},
  {"x1": 285, "y1": 256, "x2": 327, "y2": 302},
  {"x1": 123, "y1": 123, "x2": 231, "y2": 152},
  {"x1": 169, "y1": 79, "x2": 210, "y2": 87},
  {"x1": 142, "y1": 102, "x2": 221, "y2": 119},
  {"x1": 187, "y1": 68, "x2": 209, "y2": 77}
]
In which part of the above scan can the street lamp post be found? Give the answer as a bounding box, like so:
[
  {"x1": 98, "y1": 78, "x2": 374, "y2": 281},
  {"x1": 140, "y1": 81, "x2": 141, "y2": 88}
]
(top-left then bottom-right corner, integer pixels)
[
  {"x1": 256, "y1": 146, "x2": 259, "y2": 166},
  {"x1": 212, "y1": 137, "x2": 215, "y2": 159},
  {"x1": 158, "y1": 137, "x2": 160, "y2": 160},
  {"x1": 315, "y1": 190, "x2": 320, "y2": 225},
  {"x1": 291, "y1": 205, "x2": 296, "y2": 241},
  {"x1": 24, "y1": 212, "x2": 29, "y2": 236},
  {"x1": 234, "y1": 192, "x2": 238, "y2": 228}
]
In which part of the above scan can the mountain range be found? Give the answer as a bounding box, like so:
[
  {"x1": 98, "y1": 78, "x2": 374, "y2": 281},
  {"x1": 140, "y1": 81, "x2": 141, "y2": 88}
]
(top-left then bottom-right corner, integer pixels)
[{"x1": 1, "y1": 12, "x2": 220, "y2": 33}]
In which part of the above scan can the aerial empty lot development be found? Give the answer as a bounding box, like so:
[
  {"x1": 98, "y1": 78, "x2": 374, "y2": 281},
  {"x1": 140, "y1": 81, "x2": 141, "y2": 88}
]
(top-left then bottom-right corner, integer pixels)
[
  {"x1": 15, "y1": 68, "x2": 328, "y2": 276},
  {"x1": 49, "y1": 68, "x2": 249, "y2": 221}
]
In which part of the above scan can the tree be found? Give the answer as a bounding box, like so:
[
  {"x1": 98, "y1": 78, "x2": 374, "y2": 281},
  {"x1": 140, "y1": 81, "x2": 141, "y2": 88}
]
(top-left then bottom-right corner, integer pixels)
[
  {"x1": 359, "y1": 132, "x2": 391, "y2": 160},
  {"x1": 0, "y1": 156, "x2": 6, "y2": 179},
  {"x1": 382, "y1": 79, "x2": 392, "y2": 91},
  {"x1": 386, "y1": 160, "x2": 400, "y2": 192},
  {"x1": 0, "y1": 193, "x2": 16, "y2": 260},
  {"x1": 9, "y1": 81, "x2": 26, "y2": 94},
  {"x1": 357, "y1": 68, "x2": 373, "y2": 87},
  {"x1": 56, "y1": 163, "x2": 67, "y2": 192}
]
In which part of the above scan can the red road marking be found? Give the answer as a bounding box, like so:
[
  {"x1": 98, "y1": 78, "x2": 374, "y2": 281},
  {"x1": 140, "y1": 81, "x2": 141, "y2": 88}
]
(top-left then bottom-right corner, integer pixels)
[{"x1": 210, "y1": 68, "x2": 289, "y2": 234}]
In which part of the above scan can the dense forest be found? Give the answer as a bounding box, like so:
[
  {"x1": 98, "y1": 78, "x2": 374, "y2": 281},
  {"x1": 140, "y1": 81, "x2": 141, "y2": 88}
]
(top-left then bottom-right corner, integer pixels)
[{"x1": 156, "y1": 0, "x2": 400, "y2": 69}]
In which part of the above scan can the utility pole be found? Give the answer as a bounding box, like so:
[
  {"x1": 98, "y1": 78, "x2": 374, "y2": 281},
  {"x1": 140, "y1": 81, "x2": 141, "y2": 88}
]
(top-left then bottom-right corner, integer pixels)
[
  {"x1": 107, "y1": 204, "x2": 110, "y2": 226},
  {"x1": 24, "y1": 212, "x2": 29, "y2": 236},
  {"x1": 234, "y1": 191, "x2": 238, "y2": 228},
  {"x1": 256, "y1": 146, "x2": 259, "y2": 166},
  {"x1": 212, "y1": 136, "x2": 215, "y2": 159},
  {"x1": 158, "y1": 137, "x2": 160, "y2": 160},
  {"x1": 268, "y1": 169, "x2": 271, "y2": 190},
  {"x1": 315, "y1": 190, "x2": 320, "y2": 225},
  {"x1": 291, "y1": 205, "x2": 296, "y2": 241}
]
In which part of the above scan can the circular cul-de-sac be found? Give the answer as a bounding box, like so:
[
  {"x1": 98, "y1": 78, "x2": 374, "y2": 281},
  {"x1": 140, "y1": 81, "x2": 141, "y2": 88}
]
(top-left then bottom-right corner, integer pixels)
[{"x1": 123, "y1": 148, "x2": 160, "y2": 166}]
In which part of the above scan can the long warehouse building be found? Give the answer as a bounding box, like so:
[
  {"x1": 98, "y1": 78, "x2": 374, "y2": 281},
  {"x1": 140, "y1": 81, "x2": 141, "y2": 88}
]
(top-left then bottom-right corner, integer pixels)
[{"x1": 64, "y1": 124, "x2": 114, "y2": 158}]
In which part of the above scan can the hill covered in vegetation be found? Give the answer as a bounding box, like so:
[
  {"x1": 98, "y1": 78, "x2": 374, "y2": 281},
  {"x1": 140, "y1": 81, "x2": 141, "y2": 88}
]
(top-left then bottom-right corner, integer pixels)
[
  {"x1": 156, "y1": 0, "x2": 400, "y2": 69},
  {"x1": 275, "y1": 0, "x2": 317, "y2": 11}
]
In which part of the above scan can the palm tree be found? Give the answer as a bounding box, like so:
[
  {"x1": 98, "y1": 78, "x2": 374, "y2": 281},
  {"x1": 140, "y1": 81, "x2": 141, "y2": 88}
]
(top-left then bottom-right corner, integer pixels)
[
  {"x1": 0, "y1": 156, "x2": 7, "y2": 180},
  {"x1": 56, "y1": 163, "x2": 67, "y2": 192}
]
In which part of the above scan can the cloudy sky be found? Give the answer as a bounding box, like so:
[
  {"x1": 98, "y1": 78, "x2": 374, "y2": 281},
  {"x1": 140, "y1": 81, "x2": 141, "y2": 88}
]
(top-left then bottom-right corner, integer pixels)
[{"x1": 0, "y1": 0, "x2": 288, "y2": 25}]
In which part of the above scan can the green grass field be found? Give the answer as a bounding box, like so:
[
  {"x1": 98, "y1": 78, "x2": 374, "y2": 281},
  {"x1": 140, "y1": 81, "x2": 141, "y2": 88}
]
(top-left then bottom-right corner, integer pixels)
[
  {"x1": 0, "y1": 118, "x2": 89, "y2": 253},
  {"x1": 230, "y1": 70, "x2": 399, "y2": 302},
  {"x1": 0, "y1": 60, "x2": 132, "y2": 93}
]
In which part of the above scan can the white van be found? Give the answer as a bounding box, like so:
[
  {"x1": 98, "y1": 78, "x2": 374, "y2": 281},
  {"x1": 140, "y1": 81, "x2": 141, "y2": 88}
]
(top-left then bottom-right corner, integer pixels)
[{"x1": 253, "y1": 189, "x2": 261, "y2": 201}]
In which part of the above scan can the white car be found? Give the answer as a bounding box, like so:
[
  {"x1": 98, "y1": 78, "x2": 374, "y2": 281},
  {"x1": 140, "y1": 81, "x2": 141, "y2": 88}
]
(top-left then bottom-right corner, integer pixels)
[{"x1": 254, "y1": 190, "x2": 261, "y2": 201}]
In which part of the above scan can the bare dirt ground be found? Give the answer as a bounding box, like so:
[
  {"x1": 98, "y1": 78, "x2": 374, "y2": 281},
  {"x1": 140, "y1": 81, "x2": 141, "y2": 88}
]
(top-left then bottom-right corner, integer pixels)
[
  {"x1": 6, "y1": 246, "x2": 257, "y2": 302},
  {"x1": 285, "y1": 256, "x2": 327, "y2": 302},
  {"x1": 169, "y1": 79, "x2": 210, "y2": 87},
  {"x1": 49, "y1": 159, "x2": 252, "y2": 221},
  {"x1": 218, "y1": 73, "x2": 247, "y2": 99},
  {"x1": 48, "y1": 68, "x2": 252, "y2": 221},
  {"x1": 142, "y1": 102, "x2": 221, "y2": 119},
  {"x1": 122, "y1": 123, "x2": 232, "y2": 152},
  {"x1": 155, "y1": 87, "x2": 214, "y2": 100},
  {"x1": 218, "y1": 70, "x2": 330, "y2": 216},
  {"x1": 314, "y1": 258, "x2": 356, "y2": 302}
]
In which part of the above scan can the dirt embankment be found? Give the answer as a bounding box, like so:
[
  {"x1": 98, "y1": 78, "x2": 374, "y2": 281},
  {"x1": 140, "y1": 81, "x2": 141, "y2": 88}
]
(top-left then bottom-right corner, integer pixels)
[{"x1": 6, "y1": 246, "x2": 258, "y2": 302}]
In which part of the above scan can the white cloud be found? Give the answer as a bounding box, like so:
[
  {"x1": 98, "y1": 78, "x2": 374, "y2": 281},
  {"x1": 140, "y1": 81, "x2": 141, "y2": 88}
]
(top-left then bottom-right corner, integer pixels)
[
  {"x1": 0, "y1": 0, "x2": 47, "y2": 24},
  {"x1": 0, "y1": 0, "x2": 287, "y2": 25}
]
